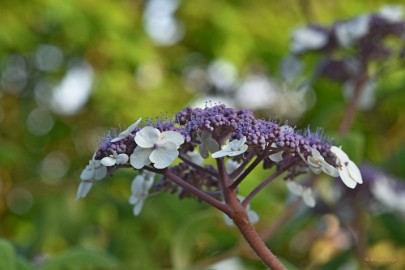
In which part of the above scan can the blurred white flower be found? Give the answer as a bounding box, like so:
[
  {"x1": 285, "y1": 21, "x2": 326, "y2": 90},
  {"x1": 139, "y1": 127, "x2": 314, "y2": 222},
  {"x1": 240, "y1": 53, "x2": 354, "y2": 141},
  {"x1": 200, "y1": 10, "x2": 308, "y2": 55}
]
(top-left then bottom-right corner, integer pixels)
[
  {"x1": 291, "y1": 27, "x2": 328, "y2": 53},
  {"x1": 287, "y1": 181, "x2": 316, "y2": 207},
  {"x1": 101, "y1": 153, "x2": 129, "y2": 166},
  {"x1": 111, "y1": 118, "x2": 142, "y2": 143},
  {"x1": 379, "y1": 5, "x2": 403, "y2": 23},
  {"x1": 129, "y1": 171, "x2": 155, "y2": 216},
  {"x1": 130, "y1": 126, "x2": 184, "y2": 169},
  {"x1": 212, "y1": 137, "x2": 248, "y2": 158},
  {"x1": 336, "y1": 15, "x2": 370, "y2": 47},
  {"x1": 330, "y1": 146, "x2": 363, "y2": 189},
  {"x1": 371, "y1": 175, "x2": 405, "y2": 214}
]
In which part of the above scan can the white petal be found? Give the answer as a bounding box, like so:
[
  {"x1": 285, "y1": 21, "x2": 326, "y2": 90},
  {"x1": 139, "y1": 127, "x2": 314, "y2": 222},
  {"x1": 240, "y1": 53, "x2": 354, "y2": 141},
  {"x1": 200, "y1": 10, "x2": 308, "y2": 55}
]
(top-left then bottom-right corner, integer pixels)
[
  {"x1": 80, "y1": 165, "x2": 95, "y2": 181},
  {"x1": 160, "y1": 131, "x2": 184, "y2": 148},
  {"x1": 228, "y1": 144, "x2": 248, "y2": 156},
  {"x1": 308, "y1": 165, "x2": 322, "y2": 174},
  {"x1": 346, "y1": 160, "x2": 363, "y2": 184},
  {"x1": 311, "y1": 148, "x2": 323, "y2": 160},
  {"x1": 287, "y1": 181, "x2": 304, "y2": 195},
  {"x1": 186, "y1": 151, "x2": 203, "y2": 166},
  {"x1": 76, "y1": 181, "x2": 93, "y2": 199},
  {"x1": 130, "y1": 147, "x2": 153, "y2": 169},
  {"x1": 330, "y1": 146, "x2": 349, "y2": 162},
  {"x1": 129, "y1": 195, "x2": 140, "y2": 205},
  {"x1": 94, "y1": 166, "x2": 107, "y2": 180},
  {"x1": 211, "y1": 149, "x2": 228, "y2": 158},
  {"x1": 321, "y1": 161, "x2": 340, "y2": 177},
  {"x1": 291, "y1": 27, "x2": 328, "y2": 53},
  {"x1": 269, "y1": 151, "x2": 283, "y2": 163},
  {"x1": 225, "y1": 160, "x2": 240, "y2": 173},
  {"x1": 135, "y1": 126, "x2": 160, "y2": 148},
  {"x1": 338, "y1": 167, "x2": 357, "y2": 189},
  {"x1": 133, "y1": 200, "x2": 145, "y2": 216},
  {"x1": 150, "y1": 142, "x2": 178, "y2": 169},
  {"x1": 101, "y1": 156, "x2": 117, "y2": 167},
  {"x1": 115, "y1": 153, "x2": 129, "y2": 165},
  {"x1": 302, "y1": 189, "x2": 316, "y2": 207},
  {"x1": 131, "y1": 175, "x2": 145, "y2": 195}
]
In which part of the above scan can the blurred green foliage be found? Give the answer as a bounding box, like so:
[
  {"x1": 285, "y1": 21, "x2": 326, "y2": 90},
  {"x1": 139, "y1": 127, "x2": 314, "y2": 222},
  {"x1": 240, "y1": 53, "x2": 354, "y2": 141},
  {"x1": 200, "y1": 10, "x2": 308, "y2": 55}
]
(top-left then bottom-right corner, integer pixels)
[{"x1": 1, "y1": 0, "x2": 405, "y2": 269}]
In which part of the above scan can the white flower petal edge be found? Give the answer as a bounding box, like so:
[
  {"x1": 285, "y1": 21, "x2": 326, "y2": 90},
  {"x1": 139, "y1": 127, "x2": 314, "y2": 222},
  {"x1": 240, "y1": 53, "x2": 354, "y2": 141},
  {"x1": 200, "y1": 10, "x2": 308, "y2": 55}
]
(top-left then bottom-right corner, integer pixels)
[
  {"x1": 298, "y1": 148, "x2": 339, "y2": 177},
  {"x1": 291, "y1": 27, "x2": 328, "y2": 53},
  {"x1": 129, "y1": 171, "x2": 155, "y2": 216},
  {"x1": 212, "y1": 137, "x2": 248, "y2": 158},
  {"x1": 111, "y1": 118, "x2": 142, "y2": 143},
  {"x1": 330, "y1": 146, "x2": 363, "y2": 189}
]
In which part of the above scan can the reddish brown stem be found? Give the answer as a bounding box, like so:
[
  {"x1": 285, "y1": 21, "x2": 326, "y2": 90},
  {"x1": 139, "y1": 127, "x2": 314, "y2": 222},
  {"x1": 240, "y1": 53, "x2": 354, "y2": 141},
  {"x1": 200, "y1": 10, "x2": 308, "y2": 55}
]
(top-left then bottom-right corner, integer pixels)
[{"x1": 227, "y1": 193, "x2": 286, "y2": 270}]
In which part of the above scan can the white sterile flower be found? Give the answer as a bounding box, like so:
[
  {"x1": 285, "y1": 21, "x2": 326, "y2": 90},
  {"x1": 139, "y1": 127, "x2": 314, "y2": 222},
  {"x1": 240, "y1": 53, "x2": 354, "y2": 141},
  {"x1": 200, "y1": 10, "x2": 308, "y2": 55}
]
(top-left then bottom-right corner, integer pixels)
[
  {"x1": 185, "y1": 151, "x2": 203, "y2": 166},
  {"x1": 286, "y1": 181, "x2": 316, "y2": 207},
  {"x1": 336, "y1": 15, "x2": 370, "y2": 47},
  {"x1": 198, "y1": 131, "x2": 220, "y2": 158},
  {"x1": 269, "y1": 143, "x2": 283, "y2": 163},
  {"x1": 330, "y1": 146, "x2": 363, "y2": 189},
  {"x1": 129, "y1": 171, "x2": 155, "y2": 216},
  {"x1": 299, "y1": 148, "x2": 339, "y2": 177},
  {"x1": 291, "y1": 27, "x2": 328, "y2": 53},
  {"x1": 130, "y1": 126, "x2": 184, "y2": 169},
  {"x1": 379, "y1": 5, "x2": 403, "y2": 23},
  {"x1": 212, "y1": 137, "x2": 248, "y2": 158},
  {"x1": 76, "y1": 156, "x2": 107, "y2": 199},
  {"x1": 111, "y1": 118, "x2": 142, "y2": 143},
  {"x1": 224, "y1": 196, "x2": 259, "y2": 226},
  {"x1": 101, "y1": 152, "x2": 129, "y2": 166}
]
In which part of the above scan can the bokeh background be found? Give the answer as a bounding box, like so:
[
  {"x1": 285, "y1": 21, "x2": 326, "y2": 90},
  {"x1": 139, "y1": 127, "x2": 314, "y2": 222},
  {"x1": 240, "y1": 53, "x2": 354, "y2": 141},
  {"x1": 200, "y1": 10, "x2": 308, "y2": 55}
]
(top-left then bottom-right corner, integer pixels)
[{"x1": 1, "y1": 0, "x2": 405, "y2": 269}]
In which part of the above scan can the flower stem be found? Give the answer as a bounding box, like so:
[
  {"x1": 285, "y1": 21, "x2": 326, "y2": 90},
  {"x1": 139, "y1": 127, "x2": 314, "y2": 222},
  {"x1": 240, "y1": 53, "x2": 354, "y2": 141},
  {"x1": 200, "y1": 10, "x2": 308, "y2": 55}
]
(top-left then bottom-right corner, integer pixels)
[
  {"x1": 227, "y1": 192, "x2": 286, "y2": 270},
  {"x1": 162, "y1": 168, "x2": 230, "y2": 214}
]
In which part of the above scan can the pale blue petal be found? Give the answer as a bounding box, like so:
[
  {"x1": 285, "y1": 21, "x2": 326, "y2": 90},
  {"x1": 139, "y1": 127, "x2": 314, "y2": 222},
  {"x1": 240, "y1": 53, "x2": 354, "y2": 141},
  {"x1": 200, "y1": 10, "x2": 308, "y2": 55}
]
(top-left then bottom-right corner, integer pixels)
[
  {"x1": 133, "y1": 200, "x2": 145, "y2": 216},
  {"x1": 80, "y1": 165, "x2": 95, "y2": 181},
  {"x1": 101, "y1": 156, "x2": 116, "y2": 167},
  {"x1": 116, "y1": 153, "x2": 129, "y2": 165},
  {"x1": 150, "y1": 142, "x2": 178, "y2": 169},
  {"x1": 211, "y1": 150, "x2": 228, "y2": 158},
  {"x1": 160, "y1": 131, "x2": 184, "y2": 148},
  {"x1": 135, "y1": 126, "x2": 160, "y2": 148},
  {"x1": 130, "y1": 147, "x2": 152, "y2": 169},
  {"x1": 76, "y1": 181, "x2": 93, "y2": 200},
  {"x1": 94, "y1": 166, "x2": 107, "y2": 180}
]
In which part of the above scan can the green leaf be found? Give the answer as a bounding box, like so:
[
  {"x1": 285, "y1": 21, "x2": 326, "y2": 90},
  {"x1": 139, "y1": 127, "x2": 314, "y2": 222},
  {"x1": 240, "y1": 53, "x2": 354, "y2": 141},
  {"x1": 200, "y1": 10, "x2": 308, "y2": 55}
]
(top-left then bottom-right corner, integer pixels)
[
  {"x1": 16, "y1": 256, "x2": 34, "y2": 270},
  {"x1": 0, "y1": 239, "x2": 16, "y2": 270},
  {"x1": 42, "y1": 248, "x2": 119, "y2": 270}
]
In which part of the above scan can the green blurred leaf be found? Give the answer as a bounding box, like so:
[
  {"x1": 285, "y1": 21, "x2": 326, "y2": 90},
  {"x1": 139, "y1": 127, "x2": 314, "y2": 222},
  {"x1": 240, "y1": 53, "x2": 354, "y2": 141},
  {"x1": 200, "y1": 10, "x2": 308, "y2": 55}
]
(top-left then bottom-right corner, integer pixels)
[
  {"x1": 42, "y1": 248, "x2": 119, "y2": 270},
  {"x1": 16, "y1": 256, "x2": 34, "y2": 270},
  {"x1": 0, "y1": 239, "x2": 16, "y2": 270}
]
